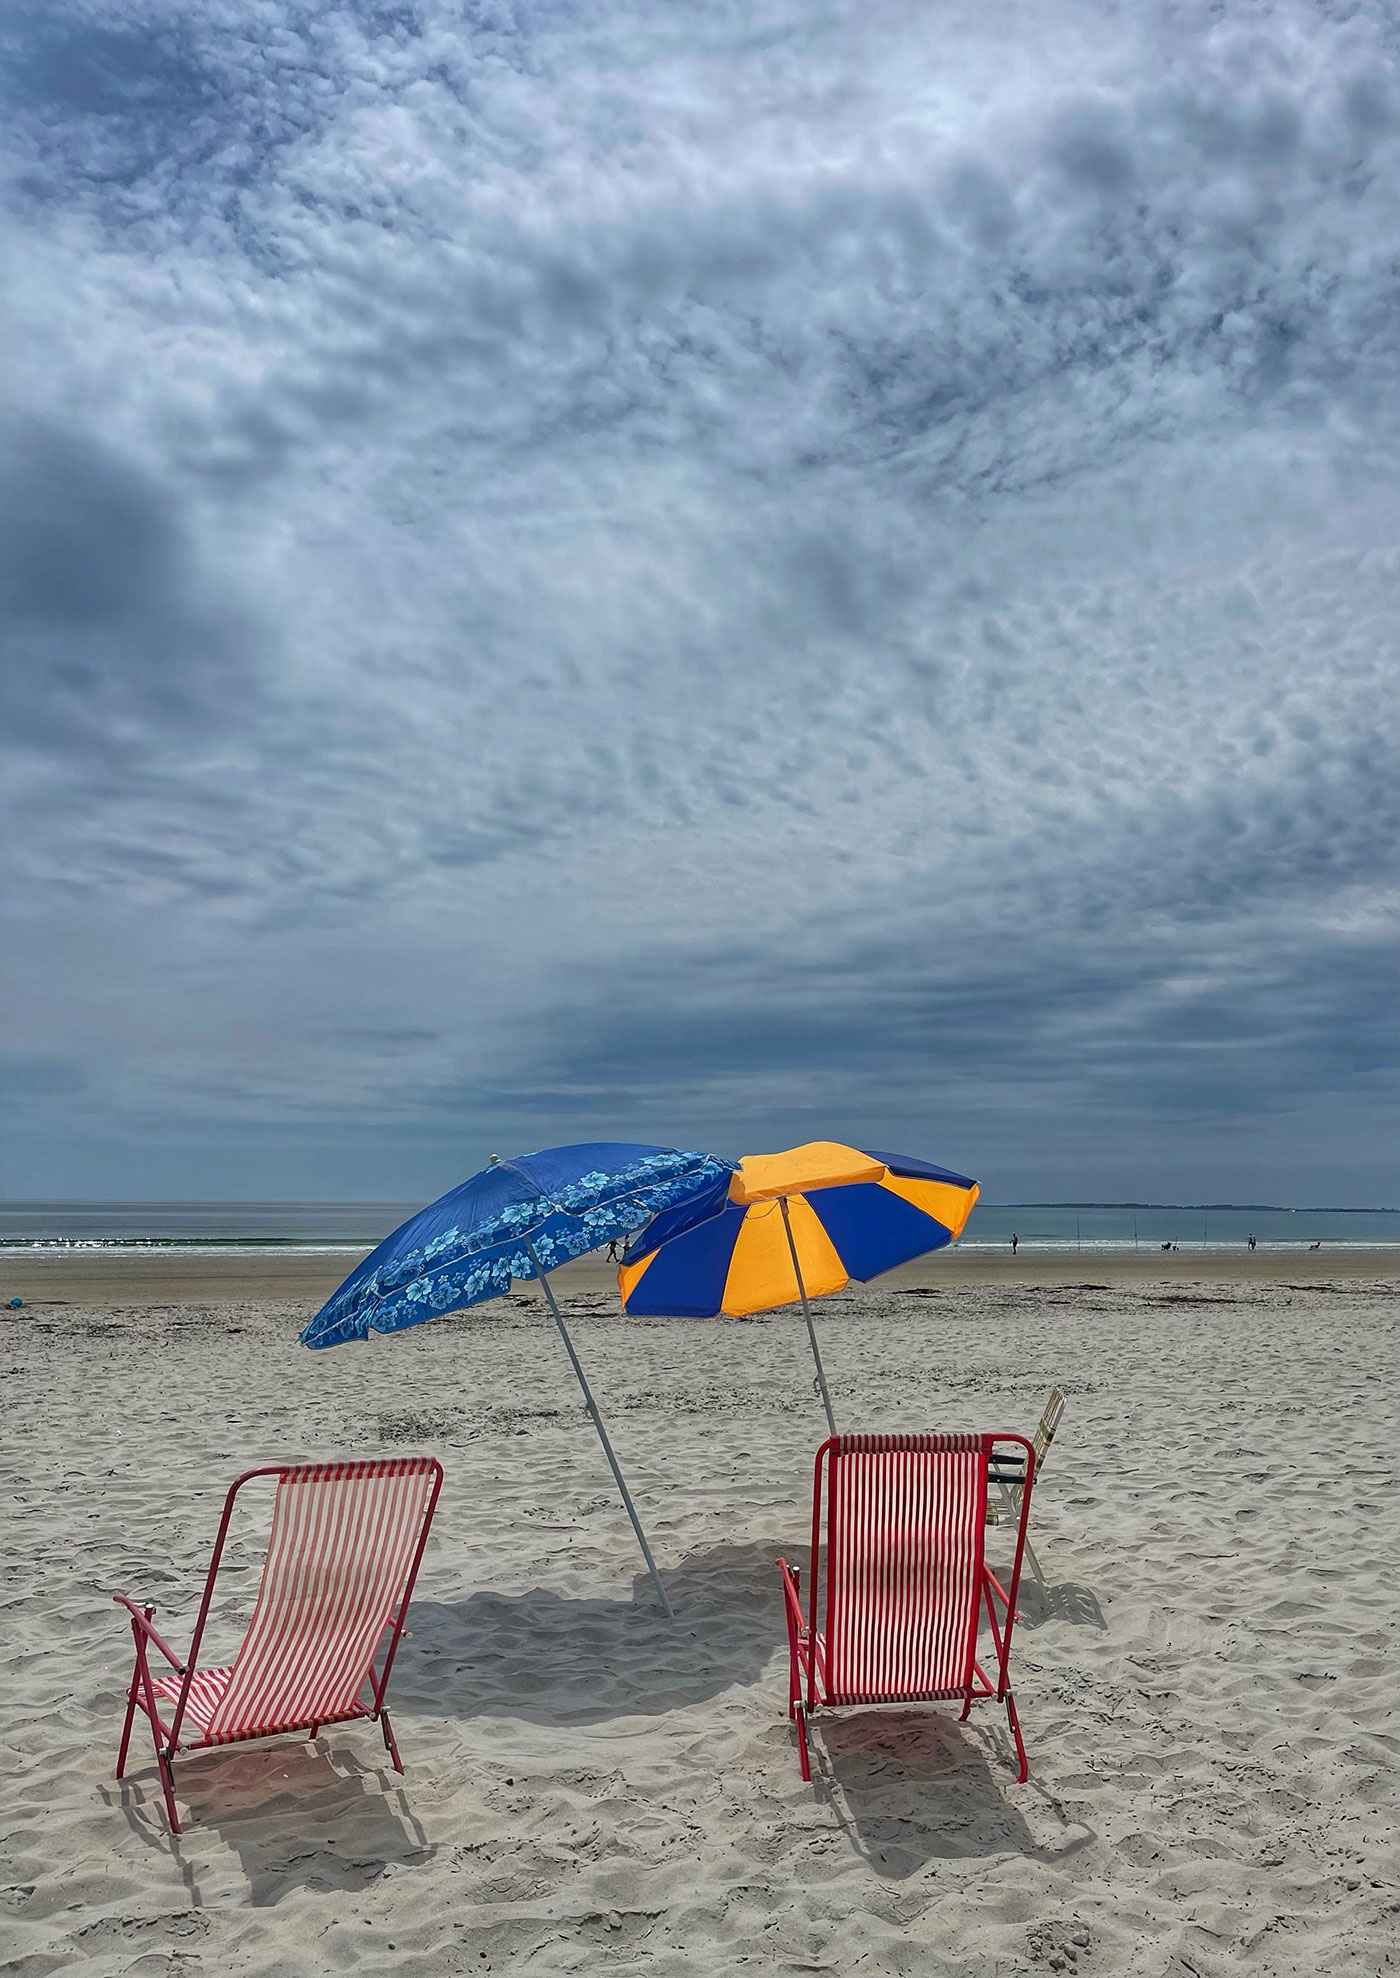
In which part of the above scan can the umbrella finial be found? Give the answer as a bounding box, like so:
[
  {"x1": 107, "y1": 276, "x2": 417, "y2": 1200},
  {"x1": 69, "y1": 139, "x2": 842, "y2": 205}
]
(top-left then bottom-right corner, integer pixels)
[{"x1": 488, "y1": 1152, "x2": 500, "y2": 1164}]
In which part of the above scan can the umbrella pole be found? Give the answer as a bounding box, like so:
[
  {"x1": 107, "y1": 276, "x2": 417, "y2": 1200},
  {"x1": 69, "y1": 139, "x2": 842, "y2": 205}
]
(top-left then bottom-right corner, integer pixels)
[
  {"x1": 524, "y1": 1240, "x2": 674, "y2": 1621},
  {"x1": 779, "y1": 1196, "x2": 837, "y2": 1439}
]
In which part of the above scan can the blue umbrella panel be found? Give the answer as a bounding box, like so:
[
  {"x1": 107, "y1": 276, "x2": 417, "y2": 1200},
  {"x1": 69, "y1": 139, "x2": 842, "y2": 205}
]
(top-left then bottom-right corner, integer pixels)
[{"x1": 304, "y1": 1142, "x2": 733, "y2": 1348}]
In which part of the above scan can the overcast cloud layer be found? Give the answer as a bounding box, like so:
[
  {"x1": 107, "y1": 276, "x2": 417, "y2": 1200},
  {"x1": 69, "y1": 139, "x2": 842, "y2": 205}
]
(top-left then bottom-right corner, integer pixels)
[{"x1": 2, "y1": 0, "x2": 1396, "y2": 1203}]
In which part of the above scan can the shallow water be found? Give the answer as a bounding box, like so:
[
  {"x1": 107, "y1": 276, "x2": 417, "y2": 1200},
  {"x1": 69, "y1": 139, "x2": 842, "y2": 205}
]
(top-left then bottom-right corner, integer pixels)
[{"x1": 1, "y1": 1198, "x2": 1396, "y2": 1256}]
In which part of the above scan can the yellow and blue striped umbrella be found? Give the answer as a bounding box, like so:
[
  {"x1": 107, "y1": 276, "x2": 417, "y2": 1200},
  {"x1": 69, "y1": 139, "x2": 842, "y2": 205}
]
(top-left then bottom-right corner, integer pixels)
[{"x1": 618, "y1": 1141, "x2": 978, "y2": 1432}]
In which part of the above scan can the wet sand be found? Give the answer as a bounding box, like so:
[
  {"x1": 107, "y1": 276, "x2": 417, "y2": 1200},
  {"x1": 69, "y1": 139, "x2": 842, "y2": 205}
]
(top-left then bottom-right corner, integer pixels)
[{"x1": 4, "y1": 1242, "x2": 1392, "y2": 1308}]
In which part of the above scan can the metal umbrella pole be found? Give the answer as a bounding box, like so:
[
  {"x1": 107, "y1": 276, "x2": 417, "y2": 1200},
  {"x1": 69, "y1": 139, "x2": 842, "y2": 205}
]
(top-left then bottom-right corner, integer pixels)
[
  {"x1": 778, "y1": 1195, "x2": 837, "y2": 1438},
  {"x1": 524, "y1": 1238, "x2": 674, "y2": 1621}
]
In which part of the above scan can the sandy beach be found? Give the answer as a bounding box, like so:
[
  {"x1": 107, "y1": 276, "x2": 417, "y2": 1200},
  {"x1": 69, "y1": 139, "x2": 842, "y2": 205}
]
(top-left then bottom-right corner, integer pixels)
[{"x1": 3, "y1": 1268, "x2": 1396, "y2": 1976}]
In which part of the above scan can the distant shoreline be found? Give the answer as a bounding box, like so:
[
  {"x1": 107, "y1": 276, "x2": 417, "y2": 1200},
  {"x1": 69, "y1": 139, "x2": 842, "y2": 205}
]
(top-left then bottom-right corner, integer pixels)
[{"x1": 1, "y1": 1197, "x2": 1394, "y2": 1213}]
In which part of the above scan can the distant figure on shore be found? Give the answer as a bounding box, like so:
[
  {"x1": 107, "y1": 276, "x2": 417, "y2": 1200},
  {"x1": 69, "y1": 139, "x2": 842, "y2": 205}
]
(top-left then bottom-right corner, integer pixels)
[
  {"x1": 1248, "y1": 1233, "x2": 1256, "y2": 1251},
  {"x1": 1309, "y1": 1240, "x2": 1322, "y2": 1251},
  {"x1": 1010, "y1": 1232, "x2": 1018, "y2": 1254},
  {"x1": 606, "y1": 1239, "x2": 621, "y2": 1264},
  {"x1": 1161, "y1": 1241, "x2": 1172, "y2": 1251}
]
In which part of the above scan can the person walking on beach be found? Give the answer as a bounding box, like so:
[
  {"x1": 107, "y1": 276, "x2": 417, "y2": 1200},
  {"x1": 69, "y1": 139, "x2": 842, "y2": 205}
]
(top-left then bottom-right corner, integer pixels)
[
  {"x1": 1248, "y1": 1233, "x2": 1256, "y2": 1251},
  {"x1": 606, "y1": 1238, "x2": 620, "y2": 1263},
  {"x1": 1010, "y1": 1232, "x2": 1018, "y2": 1254}
]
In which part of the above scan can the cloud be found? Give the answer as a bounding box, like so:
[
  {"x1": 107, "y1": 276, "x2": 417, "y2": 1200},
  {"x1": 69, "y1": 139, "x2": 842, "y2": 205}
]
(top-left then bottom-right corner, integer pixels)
[
  {"x1": 0, "y1": 412, "x2": 260, "y2": 758},
  {"x1": 0, "y1": 0, "x2": 1395, "y2": 1200}
]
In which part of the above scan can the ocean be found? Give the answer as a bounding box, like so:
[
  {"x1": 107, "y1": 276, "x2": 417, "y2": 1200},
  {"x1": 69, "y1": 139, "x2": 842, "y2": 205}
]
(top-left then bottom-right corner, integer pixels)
[
  {"x1": 1, "y1": 1200, "x2": 1396, "y2": 1257},
  {"x1": 959, "y1": 1203, "x2": 1399, "y2": 1252},
  {"x1": 0, "y1": 1201, "x2": 417, "y2": 1255}
]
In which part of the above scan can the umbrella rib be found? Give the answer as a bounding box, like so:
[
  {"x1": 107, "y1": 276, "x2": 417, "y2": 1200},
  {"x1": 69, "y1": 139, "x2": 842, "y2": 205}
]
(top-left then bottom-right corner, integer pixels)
[{"x1": 495, "y1": 1155, "x2": 706, "y2": 1260}]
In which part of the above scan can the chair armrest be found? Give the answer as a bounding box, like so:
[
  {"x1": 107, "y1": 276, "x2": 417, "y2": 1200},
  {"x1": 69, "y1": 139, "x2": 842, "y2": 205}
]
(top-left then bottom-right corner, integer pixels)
[
  {"x1": 984, "y1": 1567, "x2": 1023, "y2": 1625},
  {"x1": 113, "y1": 1595, "x2": 187, "y2": 1673},
  {"x1": 777, "y1": 1559, "x2": 813, "y2": 1682}
]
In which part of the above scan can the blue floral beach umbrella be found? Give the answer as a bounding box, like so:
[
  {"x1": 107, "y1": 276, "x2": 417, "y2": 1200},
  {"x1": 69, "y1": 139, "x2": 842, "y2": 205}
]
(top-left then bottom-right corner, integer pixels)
[{"x1": 302, "y1": 1143, "x2": 734, "y2": 1617}]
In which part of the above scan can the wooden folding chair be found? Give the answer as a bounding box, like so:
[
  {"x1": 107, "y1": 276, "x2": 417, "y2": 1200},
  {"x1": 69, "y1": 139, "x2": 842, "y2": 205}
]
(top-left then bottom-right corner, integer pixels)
[
  {"x1": 114, "y1": 1456, "x2": 443, "y2": 1832},
  {"x1": 778, "y1": 1431, "x2": 1035, "y2": 1783},
  {"x1": 988, "y1": 1386, "x2": 1064, "y2": 1586}
]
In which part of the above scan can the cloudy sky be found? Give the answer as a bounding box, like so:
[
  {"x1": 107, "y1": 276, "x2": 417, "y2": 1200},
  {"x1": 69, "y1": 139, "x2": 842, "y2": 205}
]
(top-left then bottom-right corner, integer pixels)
[{"x1": 2, "y1": 0, "x2": 1396, "y2": 1205}]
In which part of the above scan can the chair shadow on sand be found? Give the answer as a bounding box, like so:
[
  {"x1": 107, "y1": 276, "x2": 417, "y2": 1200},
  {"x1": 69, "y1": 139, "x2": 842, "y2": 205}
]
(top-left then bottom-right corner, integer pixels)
[
  {"x1": 105, "y1": 1744, "x2": 433, "y2": 1908},
  {"x1": 796, "y1": 1566, "x2": 1105, "y2": 1875},
  {"x1": 806, "y1": 1711, "x2": 1090, "y2": 1878},
  {"x1": 1015, "y1": 1578, "x2": 1108, "y2": 1631}
]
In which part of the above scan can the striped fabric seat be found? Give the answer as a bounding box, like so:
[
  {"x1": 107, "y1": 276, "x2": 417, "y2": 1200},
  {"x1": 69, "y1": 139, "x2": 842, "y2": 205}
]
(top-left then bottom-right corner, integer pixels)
[
  {"x1": 824, "y1": 1431, "x2": 986, "y2": 1704},
  {"x1": 778, "y1": 1430, "x2": 1036, "y2": 1786},
  {"x1": 113, "y1": 1456, "x2": 443, "y2": 1835},
  {"x1": 203, "y1": 1461, "x2": 439, "y2": 1744},
  {"x1": 804, "y1": 1631, "x2": 968, "y2": 1706},
  {"x1": 151, "y1": 1665, "x2": 232, "y2": 1732}
]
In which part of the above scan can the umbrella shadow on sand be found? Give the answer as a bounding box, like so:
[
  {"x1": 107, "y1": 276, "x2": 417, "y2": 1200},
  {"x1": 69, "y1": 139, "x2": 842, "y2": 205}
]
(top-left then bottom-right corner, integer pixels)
[
  {"x1": 397, "y1": 1538, "x2": 782, "y2": 1725},
  {"x1": 397, "y1": 1539, "x2": 1095, "y2": 1874}
]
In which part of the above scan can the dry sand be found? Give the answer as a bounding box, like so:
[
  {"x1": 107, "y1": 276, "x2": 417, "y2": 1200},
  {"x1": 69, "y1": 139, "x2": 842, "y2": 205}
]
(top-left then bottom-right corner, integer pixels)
[
  {"x1": 5, "y1": 1242, "x2": 1393, "y2": 1309},
  {"x1": 2, "y1": 1267, "x2": 1396, "y2": 1976}
]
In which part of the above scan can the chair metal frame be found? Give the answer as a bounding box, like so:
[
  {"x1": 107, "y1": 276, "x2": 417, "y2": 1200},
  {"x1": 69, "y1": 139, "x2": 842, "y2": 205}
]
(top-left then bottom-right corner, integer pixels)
[
  {"x1": 114, "y1": 1456, "x2": 443, "y2": 1833},
  {"x1": 779, "y1": 1431, "x2": 1035, "y2": 1783}
]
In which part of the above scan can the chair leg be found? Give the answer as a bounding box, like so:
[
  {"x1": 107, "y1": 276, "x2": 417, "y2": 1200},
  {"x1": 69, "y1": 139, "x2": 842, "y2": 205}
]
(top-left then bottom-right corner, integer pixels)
[
  {"x1": 158, "y1": 1751, "x2": 182, "y2": 1835},
  {"x1": 129, "y1": 1635, "x2": 182, "y2": 1833},
  {"x1": 380, "y1": 1709, "x2": 404, "y2": 1774},
  {"x1": 1005, "y1": 1690, "x2": 1028, "y2": 1784},
  {"x1": 779, "y1": 1563, "x2": 803, "y2": 1722},
  {"x1": 793, "y1": 1702, "x2": 811, "y2": 1783},
  {"x1": 116, "y1": 1668, "x2": 139, "y2": 1779},
  {"x1": 117, "y1": 1613, "x2": 151, "y2": 1779}
]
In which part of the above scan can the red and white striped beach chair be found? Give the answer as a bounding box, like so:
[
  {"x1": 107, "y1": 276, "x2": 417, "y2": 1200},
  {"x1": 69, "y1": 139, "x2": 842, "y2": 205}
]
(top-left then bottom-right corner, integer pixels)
[
  {"x1": 778, "y1": 1431, "x2": 1035, "y2": 1784},
  {"x1": 113, "y1": 1456, "x2": 443, "y2": 1833}
]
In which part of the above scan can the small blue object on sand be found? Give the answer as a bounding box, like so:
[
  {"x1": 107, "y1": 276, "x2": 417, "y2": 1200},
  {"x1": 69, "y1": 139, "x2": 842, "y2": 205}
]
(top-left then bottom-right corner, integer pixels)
[{"x1": 7, "y1": 1298, "x2": 21, "y2": 1308}]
